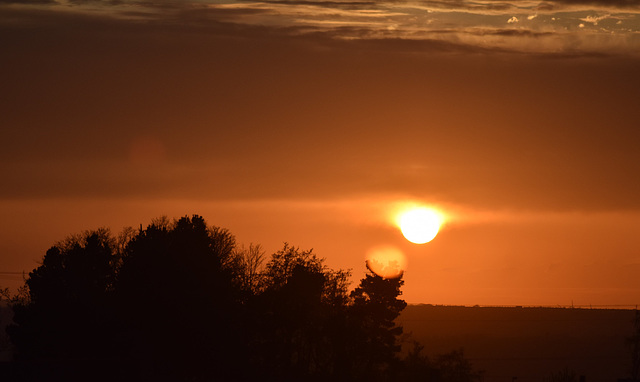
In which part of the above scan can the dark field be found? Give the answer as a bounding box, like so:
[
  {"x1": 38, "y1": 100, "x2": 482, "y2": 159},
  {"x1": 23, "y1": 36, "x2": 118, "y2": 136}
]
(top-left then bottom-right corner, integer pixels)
[{"x1": 398, "y1": 305, "x2": 637, "y2": 382}]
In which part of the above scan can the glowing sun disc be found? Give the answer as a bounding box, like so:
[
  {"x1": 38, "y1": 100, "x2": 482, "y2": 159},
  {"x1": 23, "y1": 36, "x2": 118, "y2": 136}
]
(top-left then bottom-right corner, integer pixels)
[{"x1": 399, "y1": 208, "x2": 441, "y2": 244}]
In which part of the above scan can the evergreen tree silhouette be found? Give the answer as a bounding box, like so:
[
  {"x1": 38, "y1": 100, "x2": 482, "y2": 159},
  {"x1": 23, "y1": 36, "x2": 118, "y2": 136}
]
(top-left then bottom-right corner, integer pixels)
[{"x1": 347, "y1": 261, "x2": 407, "y2": 381}]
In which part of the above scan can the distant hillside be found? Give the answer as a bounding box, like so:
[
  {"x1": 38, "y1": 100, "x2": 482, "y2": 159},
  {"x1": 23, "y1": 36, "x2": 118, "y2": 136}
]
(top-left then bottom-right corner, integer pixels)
[{"x1": 397, "y1": 305, "x2": 637, "y2": 382}]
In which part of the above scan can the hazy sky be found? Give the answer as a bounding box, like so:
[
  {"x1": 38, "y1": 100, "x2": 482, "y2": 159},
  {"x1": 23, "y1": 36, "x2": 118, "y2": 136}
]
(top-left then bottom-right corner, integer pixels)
[{"x1": 1, "y1": 0, "x2": 639, "y2": 306}]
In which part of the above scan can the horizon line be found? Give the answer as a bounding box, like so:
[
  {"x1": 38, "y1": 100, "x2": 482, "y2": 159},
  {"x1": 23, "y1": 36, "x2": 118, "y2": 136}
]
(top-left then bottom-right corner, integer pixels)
[{"x1": 407, "y1": 303, "x2": 639, "y2": 310}]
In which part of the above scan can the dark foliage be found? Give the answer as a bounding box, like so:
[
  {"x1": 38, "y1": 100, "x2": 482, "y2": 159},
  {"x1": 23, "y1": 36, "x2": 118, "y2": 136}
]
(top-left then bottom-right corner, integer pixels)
[
  {"x1": 249, "y1": 244, "x2": 349, "y2": 381},
  {"x1": 546, "y1": 367, "x2": 579, "y2": 382},
  {"x1": 346, "y1": 262, "x2": 407, "y2": 381},
  {"x1": 7, "y1": 229, "x2": 119, "y2": 361},
  {"x1": 115, "y1": 215, "x2": 245, "y2": 381},
  {"x1": 3, "y1": 214, "x2": 480, "y2": 382},
  {"x1": 397, "y1": 343, "x2": 483, "y2": 382}
]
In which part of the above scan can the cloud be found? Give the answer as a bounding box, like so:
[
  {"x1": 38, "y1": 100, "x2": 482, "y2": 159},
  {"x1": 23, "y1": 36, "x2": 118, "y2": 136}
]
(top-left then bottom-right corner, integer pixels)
[
  {"x1": 2, "y1": 6, "x2": 640, "y2": 212},
  {"x1": 1, "y1": 5, "x2": 640, "y2": 209},
  {"x1": 579, "y1": 14, "x2": 610, "y2": 25},
  {"x1": 407, "y1": 0, "x2": 524, "y2": 12},
  {"x1": 395, "y1": 0, "x2": 639, "y2": 13},
  {"x1": 546, "y1": 0, "x2": 640, "y2": 9},
  {"x1": 3, "y1": 0, "x2": 639, "y2": 57},
  {"x1": 262, "y1": 0, "x2": 377, "y2": 7},
  {"x1": 470, "y1": 28, "x2": 554, "y2": 37},
  {"x1": 0, "y1": 0, "x2": 54, "y2": 3}
]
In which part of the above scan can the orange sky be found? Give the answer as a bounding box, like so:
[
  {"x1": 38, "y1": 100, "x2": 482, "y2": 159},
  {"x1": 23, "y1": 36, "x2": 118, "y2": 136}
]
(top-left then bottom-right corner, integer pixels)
[{"x1": 1, "y1": 0, "x2": 639, "y2": 306}]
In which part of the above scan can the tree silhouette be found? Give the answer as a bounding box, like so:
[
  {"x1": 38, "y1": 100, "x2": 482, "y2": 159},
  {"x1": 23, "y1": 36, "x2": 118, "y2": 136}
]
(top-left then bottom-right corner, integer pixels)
[
  {"x1": 434, "y1": 349, "x2": 483, "y2": 382},
  {"x1": 6, "y1": 216, "x2": 248, "y2": 381},
  {"x1": 347, "y1": 261, "x2": 407, "y2": 381},
  {"x1": 546, "y1": 367, "x2": 579, "y2": 382},
  {"x1": 398, "y1": 341, "x2": 435, "y2": 381},
  {"x1": 115, "y1": 215, "x2": 245, "y2": 381},
  {"x1": 248, "y1": 244, "x2": 352, "y2": 381},
  {"x1": 3, "y1": 214, "x2": 482, "y2": 382},
  {"x1": 7, "y1": 229, "x2": 120, "y2": 361},
  {"x1": 232, "y1": 243, "x2": 266, "y2": 296},
  {"x1": 4, "y1": 229, "x2": 128, "y2": 381}
]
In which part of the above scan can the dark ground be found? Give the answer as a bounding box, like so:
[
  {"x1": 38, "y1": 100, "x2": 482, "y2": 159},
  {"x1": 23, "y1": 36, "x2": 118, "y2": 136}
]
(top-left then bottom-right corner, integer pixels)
[
  {"x1": 0, "y1": 303, "x2": 12, "y2": 361},
  {"x1": 1, "y1": 302, "x2": 636, "y2": 381},
  {"x1": 398, "y1": 305, "x2": 637, "y2": 382}
]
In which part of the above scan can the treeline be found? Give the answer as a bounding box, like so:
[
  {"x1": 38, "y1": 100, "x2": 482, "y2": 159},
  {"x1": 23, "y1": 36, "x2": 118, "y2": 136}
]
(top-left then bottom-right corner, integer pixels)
[{"x1": 1, "y1": 215, "x2": 481, "y2": 382}]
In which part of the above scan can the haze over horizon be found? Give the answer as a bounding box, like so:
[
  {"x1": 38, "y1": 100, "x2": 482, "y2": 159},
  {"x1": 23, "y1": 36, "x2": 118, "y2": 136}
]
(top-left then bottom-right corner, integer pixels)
[{"x1": 1, "y1": 0, "x2": 639, "y2": 307}]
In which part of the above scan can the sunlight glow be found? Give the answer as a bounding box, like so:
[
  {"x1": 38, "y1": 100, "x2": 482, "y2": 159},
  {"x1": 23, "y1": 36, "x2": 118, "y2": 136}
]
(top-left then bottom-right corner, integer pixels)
[{"x1": 397, "y1": 207, "x2": 442, "y2": 244}]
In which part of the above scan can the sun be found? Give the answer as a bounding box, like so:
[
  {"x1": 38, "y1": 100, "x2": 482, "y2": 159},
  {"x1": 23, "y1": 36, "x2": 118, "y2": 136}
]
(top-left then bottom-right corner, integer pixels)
[{"x1": 398, "y1": 207, "x2": 442, "y2": 244}]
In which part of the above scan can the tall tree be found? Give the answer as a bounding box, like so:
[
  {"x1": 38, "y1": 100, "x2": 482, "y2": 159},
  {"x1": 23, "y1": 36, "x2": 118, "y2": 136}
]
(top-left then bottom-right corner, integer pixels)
[
  {"x1": 116, "y1": 215, "x2": 245, "y2": 381},
  {"x1": 249, "y1": 244, "x2": 351, "y2": 381},
  {"x1": 7, "y1": 229, "x2": 120, "y2": 361},
  {"x1": 347, "y1": 261, "x2": 407, "y2": 381}
]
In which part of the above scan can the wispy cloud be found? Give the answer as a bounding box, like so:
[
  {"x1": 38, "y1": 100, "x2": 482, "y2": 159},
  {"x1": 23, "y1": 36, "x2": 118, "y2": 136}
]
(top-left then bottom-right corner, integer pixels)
[
  {"x1": 546, "y1": 0, "x2": 640, "y2": 10},
  {"x1": 1, "y1": 0, "x2": 639, "y2": 56},
  {"x1": 579, "y1": 14, "x2": 610, "y2": 25}
]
